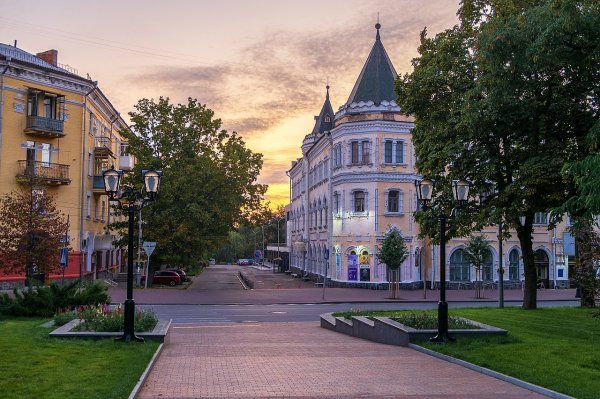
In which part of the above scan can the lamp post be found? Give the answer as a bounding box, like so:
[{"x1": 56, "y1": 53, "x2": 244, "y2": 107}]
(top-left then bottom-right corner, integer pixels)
[
  {"x1": 415, "y1": 178, "x2": 470, "y2": 343},
  {"x1": 103, "y1": 167, "x2": 162, "y2": 342}
]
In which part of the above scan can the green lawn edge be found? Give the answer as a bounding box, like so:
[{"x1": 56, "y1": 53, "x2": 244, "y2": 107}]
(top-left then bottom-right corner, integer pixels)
[{"x1": 0, "y1": 317, "x2": 160, "y2": 399}]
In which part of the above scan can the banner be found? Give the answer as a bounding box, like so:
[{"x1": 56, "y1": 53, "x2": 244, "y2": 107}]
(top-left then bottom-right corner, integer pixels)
[{"x1": 348, "y1": 255, "x2": 358, "y2": 281}]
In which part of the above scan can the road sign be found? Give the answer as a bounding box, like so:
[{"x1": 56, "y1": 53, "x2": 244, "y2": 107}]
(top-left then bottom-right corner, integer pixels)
[
  {"x1": 59, "y1": 248, "x2": 68, "y2": 268},
  {"x1": 254, "y1": 250, "x2": 262, "y2": 259},
  {"x1": 143, "y1": 241, "x2": 156, "y2": 257}
]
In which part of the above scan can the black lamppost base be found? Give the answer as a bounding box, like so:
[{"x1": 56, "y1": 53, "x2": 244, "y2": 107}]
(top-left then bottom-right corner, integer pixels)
[
  {"x1": 429, "y1": 301, "x2": 455, "y2": 343},
  {"x1": 115, "y1": 299, "x2": 144, "y2": 343}
]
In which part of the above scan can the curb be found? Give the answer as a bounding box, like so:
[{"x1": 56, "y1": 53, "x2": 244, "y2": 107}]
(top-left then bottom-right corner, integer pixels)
[
  {"x1": 128, "y1": 341, "x2": 165, "y2": 399},
  {"x1": 120, "y1": 299, "x2": 578, "y2": 306},
  {"x1": 409, "y1": 344, "x2": 575, "y2": 399}
]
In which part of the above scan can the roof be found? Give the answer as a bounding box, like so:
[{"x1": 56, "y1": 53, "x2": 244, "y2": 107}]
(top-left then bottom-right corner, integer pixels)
[
  {"x1": 344, "y1": 23, "x2": 398, "y2": 107},
  {"x1": 0, "y1": 43, "x2": 73, "y2": 75},
  {"x1": 311, "y1": 86, "x2": 334, "y2": 134}
]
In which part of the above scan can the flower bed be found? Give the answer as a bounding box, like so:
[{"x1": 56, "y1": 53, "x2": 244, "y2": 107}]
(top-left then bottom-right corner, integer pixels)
[{"x1": 54, "y1": 304, "x2": 157, "y2": 332}]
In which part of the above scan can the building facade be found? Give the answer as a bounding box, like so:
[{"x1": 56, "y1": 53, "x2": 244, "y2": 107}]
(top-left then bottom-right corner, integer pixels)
[
  {"x1": 288, "y1": 24, "x2": 574, "y2": 289},
  {"x1": 0, "y1": 43, "x2": 132, "y2": 286}
]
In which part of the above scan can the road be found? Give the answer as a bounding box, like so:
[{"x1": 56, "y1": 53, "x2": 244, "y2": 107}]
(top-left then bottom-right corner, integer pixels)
[{"x1": 142, "y1": 299, "x2": 579, "y2": 323}]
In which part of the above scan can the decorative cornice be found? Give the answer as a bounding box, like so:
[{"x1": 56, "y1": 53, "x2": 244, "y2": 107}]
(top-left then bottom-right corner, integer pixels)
[
  {"x1": 331, "y1": 172, "x2": 421, "y2": 186},
  {"x1": 335, "y1": 99, "x2": 401, "y2": 119},
  {"x1": 331, "y1": 120, "x2": 413, "y2": 140}
]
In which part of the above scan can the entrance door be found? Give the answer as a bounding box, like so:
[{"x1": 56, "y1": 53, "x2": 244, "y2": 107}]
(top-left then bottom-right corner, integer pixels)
[{"x1": 534, "y1": 249, "x2": 550, "y2": 288}]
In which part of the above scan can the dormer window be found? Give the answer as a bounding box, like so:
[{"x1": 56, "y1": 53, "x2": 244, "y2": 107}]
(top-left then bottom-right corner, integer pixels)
[{"x1": 324, "y1": 114, "x2": 331, "y2": 123}]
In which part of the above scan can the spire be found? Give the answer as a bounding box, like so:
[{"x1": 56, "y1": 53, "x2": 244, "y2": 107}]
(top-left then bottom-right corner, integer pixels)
[
  {"x1": 343, "y1": 21, "x2": 398, "y2": 107},
  {"x1": 311, "y1": 85, "x2": 334, "y2": 134}
]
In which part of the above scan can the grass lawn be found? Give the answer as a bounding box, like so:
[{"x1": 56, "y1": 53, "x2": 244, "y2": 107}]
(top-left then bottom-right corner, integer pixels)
[
  {"x1": 0, "y1": 316, "x2": 160, "y2": 399},
  {"x1": 340, "y1": 307, "x2": 599, "y2": 399}
]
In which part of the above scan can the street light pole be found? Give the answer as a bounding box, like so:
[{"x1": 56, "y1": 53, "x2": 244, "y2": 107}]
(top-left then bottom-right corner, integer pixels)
[
  {"x1": 415, "y1": 178, "x2": 470, "y2": 343},
  {"x1": 103, "y1": 168, "x2": 162, "y2": 343}
]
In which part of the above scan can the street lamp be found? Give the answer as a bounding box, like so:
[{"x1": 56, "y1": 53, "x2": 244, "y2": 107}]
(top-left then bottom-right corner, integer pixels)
[
  {"x1": 415, "y1": 178, "x2": 470, "y2": 343},
  {"x1": 103, "y1": 167, "x2": 162, "y2": 342}
]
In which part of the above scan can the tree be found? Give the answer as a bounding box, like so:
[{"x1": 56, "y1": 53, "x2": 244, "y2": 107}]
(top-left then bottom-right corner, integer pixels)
[
  {"x1": 570, "y1": 222, "x2": 600, "y2": 307},
  {"x1": 0, "y1": 181, "x2": 69, "y2": 281},
  {"x1": 464, "y1": 235, "x2": 492, "y2": 299},
  {"x1": 378, "y1": 227, "x2": 409, "y2": 299},
  {"x1": 396, "y1": 0, "x2": 599, "y2": 309},
  {"x1": 112, "y1": 97, "x2": 266, "y2": 268}
]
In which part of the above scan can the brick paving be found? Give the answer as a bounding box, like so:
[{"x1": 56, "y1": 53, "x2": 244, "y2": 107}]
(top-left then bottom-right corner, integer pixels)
[{"x1": 138, "y1": 321, "x2": 547, "y2": 398}]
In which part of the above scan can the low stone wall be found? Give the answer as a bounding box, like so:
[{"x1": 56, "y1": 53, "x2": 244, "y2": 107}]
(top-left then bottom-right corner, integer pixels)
[
  {"x1": 49, "y1": 319, "x2": 172, "y2": 343},
  {"x1": 320, "y1": 313, "x2": 506, "y2": 346}
]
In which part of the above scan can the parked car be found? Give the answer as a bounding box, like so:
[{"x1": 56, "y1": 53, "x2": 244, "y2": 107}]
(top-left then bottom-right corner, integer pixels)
[
  {"x1": 153, "y1": 270, "x2": 181, "y2": 286},
  {"x1": 165, "y1": 268, "x2": 187, "y2": 284},
  {"x1": 237, "y1": 259, "x2": 250, "y2": 266},
  {"x1": 208, "y1": 258, "x2": 216, "y2": 266}
]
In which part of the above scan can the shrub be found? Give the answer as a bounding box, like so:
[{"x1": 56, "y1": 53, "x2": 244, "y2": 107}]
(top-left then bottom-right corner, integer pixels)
[
  {"x1": 53, "y1": 309, "x2": 77, "y2": 326},
  {"x1": 0, "y1": 282, "x2": 110, "y2": 317},
  {"x1": 392, "y1": 313, "x2": 479, "y2": 330},
  {"x1": 72, "y1": 305, "x2": 157, "y2": 332}
]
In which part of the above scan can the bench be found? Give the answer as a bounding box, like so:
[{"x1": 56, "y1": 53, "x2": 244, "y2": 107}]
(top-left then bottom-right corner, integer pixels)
[{"x1": 314, "y1": 282, "x2": 323, "y2": 287}]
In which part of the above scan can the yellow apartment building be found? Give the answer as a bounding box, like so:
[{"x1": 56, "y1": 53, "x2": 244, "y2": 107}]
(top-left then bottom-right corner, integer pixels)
[{"x1": 0, "y1": 43, "x2": 133, "y2": 286}]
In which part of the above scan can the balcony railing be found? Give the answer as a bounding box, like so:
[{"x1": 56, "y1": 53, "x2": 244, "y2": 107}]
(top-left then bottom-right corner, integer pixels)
[
  {"x1": 17, "y1": 160, "x2": 70, "y2": 185},
  {"x1": 94, "y1": 136, "x2": 115, "y2": 158},
  {"x1": 25, "y1": 116, "x2": 65, "y2": 138}
]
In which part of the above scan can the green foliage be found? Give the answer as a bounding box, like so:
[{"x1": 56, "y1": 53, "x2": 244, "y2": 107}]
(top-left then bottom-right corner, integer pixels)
[
  {"x1": 0, "y1": 282, "x2": 110, "y2": 317},
  {"x1": 392, "y1": 313, "x2": 478, "y2": 330},
  {"x1": 570, "y1": 222, "x2": 600, "y2": 307},
  {"x1": 464, "y1": 235, "x2": 491, "y2": 269},
  {"x1": 0, "y1": 180, "x2": 69, "y2": 276},
  {"x1": 420, "y1": 307, "x2": 600, "y2": 399},
  {"x1": 378, "y1": 228, "x2": 409, "y2": 270},
  {"x1": 0, "y1": 317, "x2": 159, "y2": 398},
  {"x1": 70, "y1": 305, "x2": 157, "y2": 333},
  {"x1": 111, "y1": 97, "x2": 267, "y2": 268},
  {"x1": 395, "y1": 0, "x2": 600, "y2": 308}
]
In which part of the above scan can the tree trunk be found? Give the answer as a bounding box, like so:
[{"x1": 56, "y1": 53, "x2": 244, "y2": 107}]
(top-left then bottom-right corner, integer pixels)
[{"x1": 517, "y1": 222, "x2": 537, "y2": 309}]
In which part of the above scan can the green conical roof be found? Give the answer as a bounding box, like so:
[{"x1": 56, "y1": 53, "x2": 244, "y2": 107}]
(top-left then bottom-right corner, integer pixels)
[{"x1": 345, "y1": 23, "x2": 398, "y2": 106}]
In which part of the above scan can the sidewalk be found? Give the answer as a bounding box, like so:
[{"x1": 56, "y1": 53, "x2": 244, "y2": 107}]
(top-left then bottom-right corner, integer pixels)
[{"x1": 138, "y1": 321, "x2": 549, "y2": 398}]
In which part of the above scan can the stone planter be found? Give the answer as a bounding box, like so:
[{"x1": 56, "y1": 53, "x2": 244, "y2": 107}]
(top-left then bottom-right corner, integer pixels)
[
  {"x1": 320, "y1": 313, "x2": 506, "y2": 346},
  {"x1": 49, "y1": 319, "x2": 171, "y2": 343}
]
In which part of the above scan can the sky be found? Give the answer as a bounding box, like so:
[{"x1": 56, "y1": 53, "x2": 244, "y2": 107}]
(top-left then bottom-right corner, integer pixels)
[{"x1": 0, "y1": 0, "x2": 460, "y2": 207}]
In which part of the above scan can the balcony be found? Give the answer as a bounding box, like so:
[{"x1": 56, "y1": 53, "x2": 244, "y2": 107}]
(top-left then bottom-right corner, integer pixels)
[
  {"x1": 17, "y1": 160, "x2": 70, "y2": 185},
  {"x1": 92, "y1": 175, "x2": 106, "y2": 193},
  {"x1": 94, "y1": 136, "x2": 115, "y2": 159},
  {"x1": 24, "y1": 116, "x2": 65, "y2": 138}
]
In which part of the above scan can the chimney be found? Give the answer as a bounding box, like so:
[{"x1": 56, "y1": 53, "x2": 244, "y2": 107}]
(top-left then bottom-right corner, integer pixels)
[{"x1": 36, "y1": 49, "x2": 58, "y2": 66}]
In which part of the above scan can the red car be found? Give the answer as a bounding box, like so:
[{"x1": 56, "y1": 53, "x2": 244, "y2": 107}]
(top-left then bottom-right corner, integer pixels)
[{"x1": 152, "y1": 270, "x2": 181, "y2": 286}]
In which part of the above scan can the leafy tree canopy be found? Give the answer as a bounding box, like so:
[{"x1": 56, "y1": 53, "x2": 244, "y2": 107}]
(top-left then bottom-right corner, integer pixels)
[
  {"x1": 112, "y1": 97, "x2": 267, "y2": 268},
  {"x1": 0, "y1": 181, "x2": 68, "y2": 276},
  {"x1": 396, "y1": 0, "x2": 599, "y2": 308},
  {"x1": 378, "y1": 228, "x2": 409, "y2": 271}
]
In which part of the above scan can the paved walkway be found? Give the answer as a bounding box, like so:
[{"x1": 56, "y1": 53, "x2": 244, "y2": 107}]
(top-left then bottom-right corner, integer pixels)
[{"x1": 138, "y1": 321, "x2": 548, "y2": 398}]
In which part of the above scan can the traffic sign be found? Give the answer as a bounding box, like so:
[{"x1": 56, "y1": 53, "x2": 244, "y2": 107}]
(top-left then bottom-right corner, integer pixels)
[
  {"x1": 143, "y1": 241, "x2": 156, "y2": 257},
  {"x1": 59, "y1": 248, "x2": 68, "y2": 268},
  {"x1": 254, "y1": 250, "x2": 262, "y2": 259}
]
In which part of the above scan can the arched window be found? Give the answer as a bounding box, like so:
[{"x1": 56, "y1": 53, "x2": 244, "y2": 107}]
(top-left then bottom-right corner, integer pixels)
[
  {"x1": 482, "y1": 250, "x2": 494, "y2": 281},
  {"x1": 450, "y1": 249, "x2": 470, "y2": 281},
  {"x1": 509, "y1": 249, "x2": 520, "y2": 280},
  {"x1": 324, "y1": 114, "x2": 331, "y2": 123}
]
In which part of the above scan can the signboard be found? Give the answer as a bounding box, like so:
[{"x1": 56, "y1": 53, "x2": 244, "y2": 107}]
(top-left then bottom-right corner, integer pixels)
[
  {"x1": 348, "y1": 254, "x2": 358, "y2": 281},
  {"x1": 360, "y1": 267, "x2": 370, "y2": 281},
  {"x1": 59, "y1": 248, "x2": 68, "y2": 268},
  {"x1": 143, "y1": 241, "x2": 156, "y2": 257},
  {"x1": 359, "y1": 254, "x2": 370, "y2": 265}
]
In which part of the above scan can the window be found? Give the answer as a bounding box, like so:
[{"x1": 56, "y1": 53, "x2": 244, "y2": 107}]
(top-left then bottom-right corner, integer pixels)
[
  {"x1": 395, "y1": 141, "x2": 404, "y2": 163},
  {"x1": 333, "y1": 192, "x2": 340, "y2": 215},
  {"x1": 324, "y1": 114, "x2": 331, "y2": 123},
  {"x1": 120, "y1": 143, "x2": 129, "y2": 157},
  {"x1": 41, "y1": 143, "x2": 51, "y2": 166},
  {"x1": 43, "y1": 95, "x2": 56, "y2": 119},
  {"x1": 351, "y1": 141, "x2": 360, "y2": 163},
  {"x1": 350, "y1": 140, "x2": 371, "y2": 165},
  {"x1": 383, "y1": 139, "x2": 405, "y2": 164},
  {"x1": 482, "y1": 250, "x2": 493, "y2": 281},
  {"x1": 509, "y1": 249, "x2": 520, "y2": 280},
  {"x1": 534, "y1": 212, "x2": 548, "y2": 225},
  {"x1": 450, "y1": 249, "x2": 470, "y2": 281},
  {"x1": 27, "y1": 91, "x2": 39, "y2": 116},
  {"x1": 387, "y1": 190, "x2": 400, "y2": 213},
  {"x1": 333, "y1": 144, "x2": 342, "y2": 168},
  {"x1": 384, "y1": 141, "x2": 393, "y2": 163},
  {"x1": 86, "y1": 192, "x2": 91, "y2": 218},
  {"x1": 354, "y1": 191, "x2": 365, "y2": 213},
  {"x1": 89, "y1": 112, "x2": 94, "y2": 135}
]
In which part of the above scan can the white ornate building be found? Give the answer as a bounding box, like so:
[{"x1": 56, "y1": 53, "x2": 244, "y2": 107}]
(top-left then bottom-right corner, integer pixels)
[{"x1": 288, "y1": 24, "x2": 574, "y2": 289}]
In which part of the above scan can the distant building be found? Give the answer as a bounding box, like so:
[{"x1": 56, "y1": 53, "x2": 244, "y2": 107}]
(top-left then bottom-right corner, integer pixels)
[
  {"x1": 0, "y1": 43, "x2": 132, "y2": 286},
  {"x1": 287, "y1": 24, "x2": 573, "y2": 289}
]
